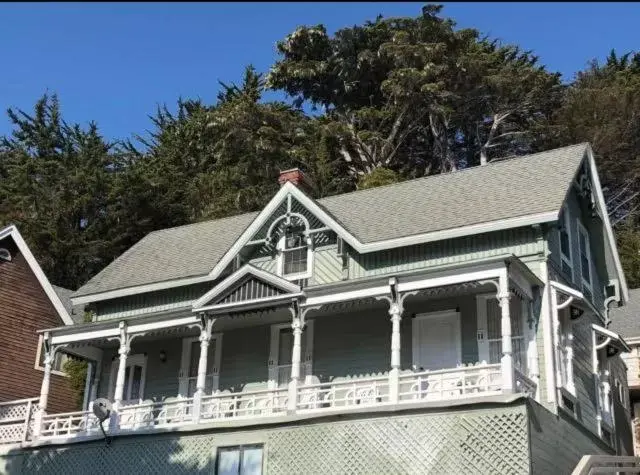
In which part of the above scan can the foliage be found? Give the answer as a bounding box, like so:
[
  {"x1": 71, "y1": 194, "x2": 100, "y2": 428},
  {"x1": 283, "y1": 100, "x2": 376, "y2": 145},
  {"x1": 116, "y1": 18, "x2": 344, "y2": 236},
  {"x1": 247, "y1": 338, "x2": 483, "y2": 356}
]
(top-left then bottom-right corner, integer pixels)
[
  {"x1": 1, "y1": 5, "x2": 640, "y2": 291},
  {"x1": 357, "y1": 167, "x2": 400, "y2": 190},
  {"x1": 62, "y1": 357, "x2": 88, "y2": 410}
]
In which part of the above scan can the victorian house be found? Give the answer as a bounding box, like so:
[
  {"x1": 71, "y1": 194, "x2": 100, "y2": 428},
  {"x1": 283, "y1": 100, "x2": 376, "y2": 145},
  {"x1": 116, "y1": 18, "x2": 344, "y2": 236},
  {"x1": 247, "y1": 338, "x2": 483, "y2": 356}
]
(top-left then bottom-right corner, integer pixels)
[{"x1": 0, "y1": 143, "x2": 635, "y2": 474}]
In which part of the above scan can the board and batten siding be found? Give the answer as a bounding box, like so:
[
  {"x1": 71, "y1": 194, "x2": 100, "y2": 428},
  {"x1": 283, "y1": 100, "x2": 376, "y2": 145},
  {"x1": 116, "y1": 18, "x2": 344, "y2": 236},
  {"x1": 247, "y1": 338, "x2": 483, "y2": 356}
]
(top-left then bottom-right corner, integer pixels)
[{"x1": 349, "y1": 227, "x2": 540, "y2": 280}]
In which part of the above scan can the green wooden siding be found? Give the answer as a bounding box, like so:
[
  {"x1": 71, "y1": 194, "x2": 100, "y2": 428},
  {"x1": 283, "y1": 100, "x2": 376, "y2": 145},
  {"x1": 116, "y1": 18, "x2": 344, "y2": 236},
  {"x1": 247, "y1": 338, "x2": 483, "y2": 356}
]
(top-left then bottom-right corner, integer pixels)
[
  {"x1": 94, "y1": 283, "x2": 212, "y2": 321},
  {"x1": 349, "y1": 227, "x2": 540, "y2": 279},
  {"x1": 311, "y1": 245, "x2": 343, "y2": 286},
  {"x1": 547, "y1": 189, "x2": 607, "y2": 313},
  {"x1": 250, "y1": 254, "x2": 276, "y2": 273},
  {"x1": 219, "y1": 324, "x2": 270, "y2": 391}
]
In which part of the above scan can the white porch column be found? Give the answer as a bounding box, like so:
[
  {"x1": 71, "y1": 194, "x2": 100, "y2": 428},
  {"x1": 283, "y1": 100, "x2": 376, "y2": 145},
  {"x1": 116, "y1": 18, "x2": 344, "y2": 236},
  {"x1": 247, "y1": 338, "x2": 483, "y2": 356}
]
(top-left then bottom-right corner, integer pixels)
[
  {"x1": 113, "y1": 322, "x2": 130, "y2": 411},
  {"x1": 34, "y1": 333, "x2": 54, "y2": 438},
  {"x1": 193, "y1": 315, "x2": 214, "y2": 422},
  {"x1": 388, "y1": 302, "x2": 402, "y2": 404},
  {"x1": 287, "y1": 315, "x2": 304, "y2": 411},
  {"x1": 498, "y1": 274, "x2": 515, "y2": 393}
]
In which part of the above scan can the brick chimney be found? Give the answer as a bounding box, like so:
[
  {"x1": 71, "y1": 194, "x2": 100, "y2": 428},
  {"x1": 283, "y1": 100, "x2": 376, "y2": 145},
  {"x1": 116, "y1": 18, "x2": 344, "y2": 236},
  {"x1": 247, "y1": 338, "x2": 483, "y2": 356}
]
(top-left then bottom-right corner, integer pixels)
[{"x1": 278, "y1": 168, "x2": 314, "y2": 194}]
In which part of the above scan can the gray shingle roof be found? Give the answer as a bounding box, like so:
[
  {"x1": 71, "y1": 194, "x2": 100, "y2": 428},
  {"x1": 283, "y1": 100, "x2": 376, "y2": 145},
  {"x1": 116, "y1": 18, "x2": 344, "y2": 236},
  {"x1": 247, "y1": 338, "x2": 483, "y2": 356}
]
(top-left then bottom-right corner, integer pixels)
[
  {"x1": 74, "y1": 143, "x2": 589, "y2": 298},
  {"x1": 52, "y1": 285, "x2": 85, "y2": 324},
  {"x1": 609, "y1": 288, "x2": 640, "y2": 339}
]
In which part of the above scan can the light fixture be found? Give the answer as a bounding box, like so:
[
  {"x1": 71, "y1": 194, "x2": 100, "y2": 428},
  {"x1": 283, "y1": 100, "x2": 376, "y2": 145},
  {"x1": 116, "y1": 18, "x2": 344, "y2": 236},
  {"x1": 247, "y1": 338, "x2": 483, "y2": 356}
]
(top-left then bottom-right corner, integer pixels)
[
  {"x1": 159, "y1": 350, "x2": 167, "y2": 363},
  {"x1": 569, "y1": 305, "x2": 584, "y2": 320}
]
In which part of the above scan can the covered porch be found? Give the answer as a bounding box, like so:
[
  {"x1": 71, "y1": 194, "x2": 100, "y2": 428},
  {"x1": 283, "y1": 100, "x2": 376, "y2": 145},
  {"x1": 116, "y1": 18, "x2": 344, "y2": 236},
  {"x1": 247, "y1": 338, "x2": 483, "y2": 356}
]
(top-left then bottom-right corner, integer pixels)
[{"x1": 21, "y1": 256, "x2": 542, "y2": 442}]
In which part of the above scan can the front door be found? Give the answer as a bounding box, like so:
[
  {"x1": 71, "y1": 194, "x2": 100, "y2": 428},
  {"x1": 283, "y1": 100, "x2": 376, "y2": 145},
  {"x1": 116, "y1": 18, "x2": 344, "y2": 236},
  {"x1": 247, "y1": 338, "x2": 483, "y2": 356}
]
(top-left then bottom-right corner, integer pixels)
[
  {"x1": 108, "y1": 354, "x2": 147, "y2": 403},
  {"x1": 412, "y1": 310, "x2": 461, "y2": 371}
]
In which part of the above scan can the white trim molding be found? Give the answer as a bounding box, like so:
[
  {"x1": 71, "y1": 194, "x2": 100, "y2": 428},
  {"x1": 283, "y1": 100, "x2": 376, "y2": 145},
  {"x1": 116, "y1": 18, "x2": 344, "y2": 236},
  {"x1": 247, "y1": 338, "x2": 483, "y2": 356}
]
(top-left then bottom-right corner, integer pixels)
[
  {"x1": 576, "y1": 219, "x2": 593, "y2": 294},
  {"x1": 0, "y1": 225, "x2": 74, "y2": 325},
  {"x1": 192, "y1": 264, "x2": 301, "y2": 309}
]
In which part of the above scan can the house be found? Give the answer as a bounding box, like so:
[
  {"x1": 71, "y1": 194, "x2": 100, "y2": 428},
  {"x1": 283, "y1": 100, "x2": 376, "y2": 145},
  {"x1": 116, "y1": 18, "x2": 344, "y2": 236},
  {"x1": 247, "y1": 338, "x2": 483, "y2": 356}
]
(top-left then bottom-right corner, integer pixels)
[
  {"x1": 0, "y1": 225, "x2": 86, "y2": 440},
  {"x1": 0, "y1": 143, "x2": 636, "y2": 474},
  {"x1": 609, "y1": 288, "x2": 640, "y2": 454}
]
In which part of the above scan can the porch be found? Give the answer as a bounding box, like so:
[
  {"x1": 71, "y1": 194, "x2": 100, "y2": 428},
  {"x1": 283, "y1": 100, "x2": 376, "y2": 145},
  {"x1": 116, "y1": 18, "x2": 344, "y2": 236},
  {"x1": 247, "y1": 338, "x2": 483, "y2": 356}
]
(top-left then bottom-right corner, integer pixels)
[{"x1": 5, "y1": 257, "x2": 541, "y2": 444}]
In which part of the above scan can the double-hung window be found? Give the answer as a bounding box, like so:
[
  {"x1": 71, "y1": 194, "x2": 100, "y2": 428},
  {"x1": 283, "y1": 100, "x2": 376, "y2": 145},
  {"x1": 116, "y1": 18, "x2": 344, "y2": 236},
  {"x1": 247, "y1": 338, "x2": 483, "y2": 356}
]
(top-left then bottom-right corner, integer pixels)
[
  {"x1": 216, "y1": 445, "x2": 263, "y2": 475},
  {"x1": 278, "y1": 225, "x2": 311, "y2": 279},
  {"x1": 558, "y1": 206, "x2": 573, "y2": 278},
  {"x1": 576, "y1": 221, "x2": 593, "y2": 296}
]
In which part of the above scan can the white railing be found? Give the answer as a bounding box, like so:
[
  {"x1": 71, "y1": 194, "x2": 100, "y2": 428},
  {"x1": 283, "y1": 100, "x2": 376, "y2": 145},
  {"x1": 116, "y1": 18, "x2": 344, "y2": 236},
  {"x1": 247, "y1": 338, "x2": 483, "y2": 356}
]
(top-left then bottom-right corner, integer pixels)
[
  {"x1": 296, "y1": 375, "x2": 390, "y2": 411},
  {"x1": 572, "y1": 455, "x2": 640, "y2": 475},
  {"x1": 118, "y1": 397, "x2": 195, "y2": 429},
  {"x1": 40, "y1": 410, "x2": 100, "y2": 438},
  {"x1": 200, "y1": 387, "x2": 288, "y2": 420},
  {"x1": 271, "y1": 362, "x2": 311, "y2": 387},
  {"x1": 514, "y1": 367, "x2": 537, "y2": 396},
  {"x1": 0, "y1": 398, "x2": 38, "y2": 444},
  {"x1": 178, "y1": 374, "x2": 218, "y2": 397},
  {"x1": 398, "y1": 364, "x2": 502, "y2": 402}
]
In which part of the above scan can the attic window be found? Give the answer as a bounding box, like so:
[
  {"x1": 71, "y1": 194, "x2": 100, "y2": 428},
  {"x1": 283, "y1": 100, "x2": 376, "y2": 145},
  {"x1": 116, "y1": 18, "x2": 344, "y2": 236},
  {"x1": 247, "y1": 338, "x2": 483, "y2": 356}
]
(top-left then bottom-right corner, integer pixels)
[
  {"x1": 278, "y1": 224, "x2": 312, "y2": 279},
  {"x1": 0, "y1": 248, "x2": 11, "y2": 262}
]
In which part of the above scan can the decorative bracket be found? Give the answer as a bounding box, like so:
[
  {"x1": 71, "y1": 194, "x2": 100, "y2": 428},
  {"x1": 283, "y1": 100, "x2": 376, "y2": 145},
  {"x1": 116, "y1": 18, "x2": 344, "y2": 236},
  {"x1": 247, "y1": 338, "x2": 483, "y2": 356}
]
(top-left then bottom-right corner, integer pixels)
[
  {"x1": 375, "y1": 277, "x2": 418, "y2": 316},
  {"x1": 107, "y1": 321, "x2": 143, "y2": 355},
  {"x1": 43, "y1": 332, "x2": 68, "y2": 365}
]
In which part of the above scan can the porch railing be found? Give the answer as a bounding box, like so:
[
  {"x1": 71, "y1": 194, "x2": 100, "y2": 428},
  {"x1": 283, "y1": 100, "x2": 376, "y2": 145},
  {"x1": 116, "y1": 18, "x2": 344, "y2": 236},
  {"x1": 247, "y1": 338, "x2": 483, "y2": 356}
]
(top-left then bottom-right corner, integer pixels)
[
  {"x1": 296, "y1": 375, "x2": 390, "y2": 411},
  {"x1": 118, "y1": 397, "x2": 195, "y2": 429},
  {"x1": 200, "y1": 387, "x2": 289, "y2": 420},
  {"x1": 398, "y1": 363, "x2": 502, "y2": 401},
  {"x1": 0, "y1": 398, "x2": 38, "y2": 444},
  {"x1": 514, "y1": 367, "x2": 537, "y2": 397},
  {"x1": 271, "y1": 362, "x2": 311, "y2": 387},
  {"x1": 40, "y1": 410, "x2": 100, "y2": 438},
  {"x1": 1, "y1": 363, "x2": 544, "y2": 445}
]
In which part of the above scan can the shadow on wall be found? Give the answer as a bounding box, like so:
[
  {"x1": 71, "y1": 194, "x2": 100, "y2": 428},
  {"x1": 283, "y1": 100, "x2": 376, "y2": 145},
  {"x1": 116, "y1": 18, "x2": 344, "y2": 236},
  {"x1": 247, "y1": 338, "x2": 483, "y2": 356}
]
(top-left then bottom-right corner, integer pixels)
[{"x1": 2, "y1": 433, "x2": 214, "y2": 475}]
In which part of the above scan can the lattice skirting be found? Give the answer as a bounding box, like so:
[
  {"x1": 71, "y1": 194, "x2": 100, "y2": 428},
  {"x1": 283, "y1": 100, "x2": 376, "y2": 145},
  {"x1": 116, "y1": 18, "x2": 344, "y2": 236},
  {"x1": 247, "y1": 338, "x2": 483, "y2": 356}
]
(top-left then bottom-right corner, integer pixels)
[{"x1": 9, "y1": 405, "x2": 530, "y2": 475}]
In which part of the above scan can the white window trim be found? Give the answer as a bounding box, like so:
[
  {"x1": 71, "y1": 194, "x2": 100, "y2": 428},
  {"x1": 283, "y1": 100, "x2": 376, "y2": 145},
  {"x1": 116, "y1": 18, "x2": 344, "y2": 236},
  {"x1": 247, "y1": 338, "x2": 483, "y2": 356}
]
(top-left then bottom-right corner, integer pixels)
[
  {"x1": 178, "y1": 333, "x2": 223, "y2": 397},
  {"x1": 559, "y1": 204, "x2": 573, "y2": 277},
  {"x1": 107, "y1": 353, "x2": 148, "y2": 403},
  {"x1": 34, "y1": 334, "x2": 69, "y2": 378},
  {"x1": 412, "y1": 310, "x2": 462, "y2": 370},
  {"x1": 576, "y1": 220, "x2": 593, "y2": 293},
  {"x1": 276, "y1": 235, "x2": 313, "y2": 281},
  {"x1": 268, "y1": 320, "x2": 314, "y2": 388}
]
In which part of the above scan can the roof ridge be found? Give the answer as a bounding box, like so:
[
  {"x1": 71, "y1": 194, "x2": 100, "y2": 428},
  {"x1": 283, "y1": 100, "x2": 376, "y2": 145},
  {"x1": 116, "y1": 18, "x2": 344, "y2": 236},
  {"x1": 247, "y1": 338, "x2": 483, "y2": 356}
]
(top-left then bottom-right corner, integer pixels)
[{"x1": 317, "y1": 143, "x2": 589, "y2": 203}]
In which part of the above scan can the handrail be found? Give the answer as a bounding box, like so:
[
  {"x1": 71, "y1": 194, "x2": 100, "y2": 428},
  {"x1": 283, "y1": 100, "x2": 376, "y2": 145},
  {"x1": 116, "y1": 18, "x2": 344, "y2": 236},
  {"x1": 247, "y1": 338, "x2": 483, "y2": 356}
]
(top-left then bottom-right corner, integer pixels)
[
  {"x1": 572, "y1": 455, "x2": 640, "y2": 474},
  {"x1": 400, "y1": 364, "x2": 501, "y2": 379},
  {"x1": 299, "y1": 375, "x2": 389, "y2": 390},
  {"x1": 201, "y1": 387, "x2": 287, "y2": 400},
  {"x1": 0, "y1": 397, "x2": 39, "y2": 407}
]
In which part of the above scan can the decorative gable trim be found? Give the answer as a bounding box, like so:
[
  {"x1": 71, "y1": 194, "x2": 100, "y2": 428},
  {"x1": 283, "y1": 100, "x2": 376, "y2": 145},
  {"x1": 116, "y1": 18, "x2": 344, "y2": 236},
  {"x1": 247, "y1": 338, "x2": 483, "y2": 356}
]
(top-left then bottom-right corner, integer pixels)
[
  {"x1": 0, "y1": 225, "x2": 74, "y2": 325},
  {"x1": 193, "y1": 264, "x2": 301, "y2": 310}
]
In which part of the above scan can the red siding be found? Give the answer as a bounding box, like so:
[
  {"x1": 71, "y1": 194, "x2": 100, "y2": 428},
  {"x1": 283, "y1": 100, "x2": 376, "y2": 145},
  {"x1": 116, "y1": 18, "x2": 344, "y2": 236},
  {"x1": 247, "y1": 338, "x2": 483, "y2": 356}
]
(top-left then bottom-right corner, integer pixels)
[{"x1": 0, "y1": 237, "x2": 77, "y2": 413}]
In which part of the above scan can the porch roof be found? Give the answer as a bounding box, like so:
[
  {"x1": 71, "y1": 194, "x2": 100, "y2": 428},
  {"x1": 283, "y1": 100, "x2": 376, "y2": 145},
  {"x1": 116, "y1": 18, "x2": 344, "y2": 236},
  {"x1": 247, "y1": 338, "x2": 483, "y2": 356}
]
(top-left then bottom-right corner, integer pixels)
[
  {"x1": 43, "y1": 254, "x2": 540, "y2": 345},
  {"x1": 73, "y1": 144, "x2": 588, "y2": 300}
]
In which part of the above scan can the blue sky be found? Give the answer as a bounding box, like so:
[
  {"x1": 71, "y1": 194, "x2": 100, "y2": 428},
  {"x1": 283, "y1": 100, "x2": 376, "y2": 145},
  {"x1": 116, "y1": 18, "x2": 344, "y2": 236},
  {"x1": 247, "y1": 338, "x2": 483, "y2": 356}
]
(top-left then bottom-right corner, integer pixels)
[{"x1": 1, "y1": 2, "x2": 639, "y2": 142}]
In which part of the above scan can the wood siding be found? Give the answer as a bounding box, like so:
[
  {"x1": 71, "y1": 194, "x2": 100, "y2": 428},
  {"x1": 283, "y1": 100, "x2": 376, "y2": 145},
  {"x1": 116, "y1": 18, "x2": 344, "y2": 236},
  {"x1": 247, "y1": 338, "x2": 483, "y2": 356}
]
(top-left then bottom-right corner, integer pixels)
[{"x1": 0, "y1": 237, "x2": 77, "y2": 413}]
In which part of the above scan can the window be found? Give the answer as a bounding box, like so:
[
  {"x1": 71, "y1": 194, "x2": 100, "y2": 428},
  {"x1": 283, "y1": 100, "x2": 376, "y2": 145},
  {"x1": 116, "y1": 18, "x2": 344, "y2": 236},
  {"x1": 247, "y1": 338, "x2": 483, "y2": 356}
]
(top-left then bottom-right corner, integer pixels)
[
  {"x1": 216, "y1": 445, "x2": 263, "y2": 475},
  {"x1": 576, "y1": 221, "x2": 592, "y2": 294},
  {"x1": 34, "y1": 334, "x2": 78, "y2": 376},
  {"x1": 558, "y1": 206, "x2": 572, "y2": 278},
  {"x1": 269, "y1": 321, "x2": 314, "y2": 387},
  {"x1": 477, "y1": 294, "x2": 526, "y2": 371},
  {"x1": 277, "y1": 225, "x2": 312, "y2": 279},
  {"x1": 557, "y1": 308, "x2": 575, "y2": 394}
]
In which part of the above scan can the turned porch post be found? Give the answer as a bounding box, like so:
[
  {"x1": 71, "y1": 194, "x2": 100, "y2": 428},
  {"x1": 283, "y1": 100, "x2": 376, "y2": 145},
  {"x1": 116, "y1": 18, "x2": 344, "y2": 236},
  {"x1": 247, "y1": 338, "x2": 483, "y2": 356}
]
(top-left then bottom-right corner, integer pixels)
[
  {"x1": 113, "y1": 322, "x2": 130, "y2": 411},
  {"x1": 193, "y1": 314, "x2": 214, "y2": 422},
  {"x1": 498, "y1": 273, "x2": 515, "y2": 393},
  {"x1": 34, "y1": 332, "x2": 55, "y2": 437},
  {"x1": 388, "y1": 301, "x2": 403, "y2": 404},
  {"x1": 288, "y1": 301, "x2": 304, "y2": 411}
]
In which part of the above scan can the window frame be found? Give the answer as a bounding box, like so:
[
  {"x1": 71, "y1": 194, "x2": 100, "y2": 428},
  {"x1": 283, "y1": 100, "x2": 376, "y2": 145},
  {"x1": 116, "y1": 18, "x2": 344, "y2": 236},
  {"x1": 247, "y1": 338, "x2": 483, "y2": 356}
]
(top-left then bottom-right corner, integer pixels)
[
  {"x1": 268, "y1": 321, "x2": 314, "y2": 388},
  {"x1": 276, "y1": 232, "x2": 313, "y2": 280},
  {"x1": 34, "y1": 334, "x2": 70, "y2": 377},
  {"x1": 558, "y1": 205, "x2": 573, "y2": 278},
  {"x1": 107, "y1": 353, "x2": 148, "y2": 403},
  {"x1": 215, "y1": 444, "x2": 264, "y2": 475},
  {"x1": 576, "y1": 219, "x2": 593, "y2": 294}
]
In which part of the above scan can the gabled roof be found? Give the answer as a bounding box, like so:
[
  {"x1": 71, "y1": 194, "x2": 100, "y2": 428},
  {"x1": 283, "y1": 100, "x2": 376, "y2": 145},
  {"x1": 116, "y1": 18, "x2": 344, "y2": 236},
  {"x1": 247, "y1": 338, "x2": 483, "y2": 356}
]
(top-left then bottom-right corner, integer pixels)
[
  {"x1": 609, "y1": 288, "x2": 640, "y2": 340},
  {"x1": 75, "y1": 143, "x2": 621, "y2": 304},
  {"x1": 193, "y1": 264, "x2": 301, "y2": 311},
  {"x1": 0, "y1": 225, "x2": 74, "y2": 325}
]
